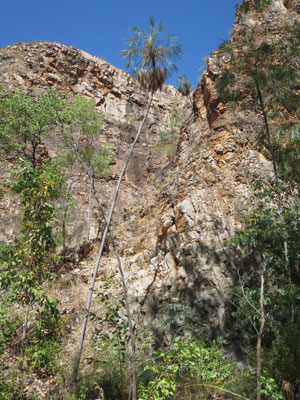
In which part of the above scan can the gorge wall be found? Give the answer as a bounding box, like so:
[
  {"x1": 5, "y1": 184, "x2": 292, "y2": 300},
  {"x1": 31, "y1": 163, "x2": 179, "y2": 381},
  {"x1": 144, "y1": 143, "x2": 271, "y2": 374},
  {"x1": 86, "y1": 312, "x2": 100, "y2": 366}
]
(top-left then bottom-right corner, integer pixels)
[{"x1": 0, "y1": 0, "x2": 299, "y2": 356}]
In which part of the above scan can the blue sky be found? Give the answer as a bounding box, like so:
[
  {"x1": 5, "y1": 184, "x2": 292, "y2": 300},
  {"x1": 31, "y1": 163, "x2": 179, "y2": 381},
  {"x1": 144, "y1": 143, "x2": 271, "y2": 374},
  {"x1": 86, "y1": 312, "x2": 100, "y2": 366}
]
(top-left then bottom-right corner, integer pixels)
[{"x1": 0, "y1": 0, "x2": 238, "y2": 89}]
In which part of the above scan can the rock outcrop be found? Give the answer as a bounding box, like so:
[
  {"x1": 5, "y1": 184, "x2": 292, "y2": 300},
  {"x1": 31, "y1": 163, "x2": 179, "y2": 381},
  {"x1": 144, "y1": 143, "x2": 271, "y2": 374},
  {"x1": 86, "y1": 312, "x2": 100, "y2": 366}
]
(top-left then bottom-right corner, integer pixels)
[
  {"x1": 0, "y1": 0, "x2": 298, "y2": 346},
  {"x1": 0, "y1": 41, "x2": 189, "y2": 245}
]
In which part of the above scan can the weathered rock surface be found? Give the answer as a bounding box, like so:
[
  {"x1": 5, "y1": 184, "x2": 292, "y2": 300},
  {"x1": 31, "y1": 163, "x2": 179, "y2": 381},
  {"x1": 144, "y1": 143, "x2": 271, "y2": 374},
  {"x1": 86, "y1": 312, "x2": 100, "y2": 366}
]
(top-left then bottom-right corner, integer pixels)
[
  {"x1": 110, "y1": 0, "x2": 299, "y2": 340},
  {"x1": 0, "y1": 40, "x2": 186, "y2": 132},
  {"x1": 0, "y1": 41, "x2": 189, "y2": 245},
  {"x1": 0, "y1": 0, "x2": 298, "y2": 346}
]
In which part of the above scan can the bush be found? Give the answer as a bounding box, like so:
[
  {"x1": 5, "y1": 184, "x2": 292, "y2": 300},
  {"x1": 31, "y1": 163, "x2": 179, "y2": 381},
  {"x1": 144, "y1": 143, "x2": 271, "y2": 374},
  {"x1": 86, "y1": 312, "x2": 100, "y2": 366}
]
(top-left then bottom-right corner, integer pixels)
[{"x1": 138, "y1": 338, "x2": 234, "y2": 400}]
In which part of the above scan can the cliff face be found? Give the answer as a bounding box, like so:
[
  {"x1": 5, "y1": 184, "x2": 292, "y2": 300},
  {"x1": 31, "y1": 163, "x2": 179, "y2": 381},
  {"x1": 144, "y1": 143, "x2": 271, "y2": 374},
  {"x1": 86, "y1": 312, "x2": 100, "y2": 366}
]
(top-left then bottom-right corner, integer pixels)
[
  {"x1": 0, "y1": 40, "x2": 185, "y2": 129},
  {"x1": 0, "y1": 0, "x2": 298, "y2": 347},
  {"x1": 0, "y1": 41, "x2": 189, "y2": 245},
  {"x1": 121, "y1": 0, "x2": 299, "y2": 340}
]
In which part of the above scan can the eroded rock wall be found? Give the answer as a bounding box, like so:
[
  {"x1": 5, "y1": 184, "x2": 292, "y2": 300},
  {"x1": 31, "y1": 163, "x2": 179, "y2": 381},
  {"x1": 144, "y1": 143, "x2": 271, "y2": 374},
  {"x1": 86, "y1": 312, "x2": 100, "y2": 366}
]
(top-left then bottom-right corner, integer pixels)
[
  {"x1": 0, "y1": 41, "x2": 189, "y2": 245},
  {"x1": 0, "y1": 0, "x2": 298, "y2": 345},
  {"x1": 100, "y1": 0, "x2": 299, "y2": 341}
]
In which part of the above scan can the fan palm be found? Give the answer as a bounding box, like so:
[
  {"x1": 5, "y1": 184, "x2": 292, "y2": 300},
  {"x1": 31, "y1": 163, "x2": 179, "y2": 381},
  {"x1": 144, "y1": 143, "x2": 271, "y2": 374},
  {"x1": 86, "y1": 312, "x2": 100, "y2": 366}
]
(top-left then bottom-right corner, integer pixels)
[
  {"x1": 73, "y1": 18, "x2": 182, "y2": 398},
  {"x1": 122, "y1": 16, "x2": 182, "y2": 92}
]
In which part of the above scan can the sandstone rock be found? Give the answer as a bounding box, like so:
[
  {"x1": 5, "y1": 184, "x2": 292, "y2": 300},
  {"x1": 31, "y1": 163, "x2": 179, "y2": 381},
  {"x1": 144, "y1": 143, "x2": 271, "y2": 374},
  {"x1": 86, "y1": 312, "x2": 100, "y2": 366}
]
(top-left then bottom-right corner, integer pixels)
[{"x1": 0, "y1": 0, "x2": 298, "y2": 346}]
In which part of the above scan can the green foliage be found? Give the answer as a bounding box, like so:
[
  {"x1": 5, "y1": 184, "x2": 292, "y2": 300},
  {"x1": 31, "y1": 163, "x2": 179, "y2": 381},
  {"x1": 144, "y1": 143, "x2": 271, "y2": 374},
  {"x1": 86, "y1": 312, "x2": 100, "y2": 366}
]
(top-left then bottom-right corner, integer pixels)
[
  {"x1": 233, "y1": 186, "x2": 300, "y2": 275},
  {"x1": 258, "y1": 376, "x2": 284, "y2": 400},
  {"x1": 158, "y1": 105, "x2": 185, "y2": 142},
  {"x1": 229, "y1": 186, "x2": 300, "y2": 385},
  {"x1": 62, "y1": 94, "x2": 102, "y2": 137},
  {"x1": 9, "y1": 159, "x2": 65, "y2": 272},
  {"x1": 85, "y1": 278, "x2": 130, "y2": 400},
  {"x1": 0, "y1": 89, "x2": 120, "y2": 397},
  {"x1": 216, "y1": 37, "x2": 274, "y2": 102},
  {"x1": 218, "y1": 39, "x2": 232, "y2": 53},
  {"x1": 121, "y1": 17, "x2": 182, "y2": 92},
  {"x1": 0, "y1": 369, "x2": 26, "y2": 400},
  {"x1": 216, "y1": 25, "x2": 299, "y2": 186},
  {"x1": 0, "y1": 157, "x2": 65, "y2": 304},
  {"x1": 58, "y1": 94, "x2": 115, "y2": 240},
  {"x1": 223, "y1": 370, "x2": 284, "y2": 400},
  {"x1": 139, "y1": 338, "x2": 234, "y2": 400},
  {"x1": 216, "y1": 69, "x2": 237, "y2": 104},
  {"x1": 0, "y1": 266, "x2": 61, "y2": 377},
  {"x1": 156, "y1": 303, "x2": 202, "y2": 339},
  {"x1": 0, "y1": 301, "x2": 20, "y2": 356},
  {"x1": 71, "y1": 380, "x2": 89, "y2": 400},
  {"x1": 90, "y1": 279, "x2": 130, "y2": 363},
  {"x1": 0, "y1": 90, "x2": 66, "y2": 395},
  {"x1": 176, "y1": 75, "x2": 192, "y2": 96},
  {"x1": 150, "y1": 143, "x2": 177, "y2": 155},
  {"x1": 264, "y1": 326, "x2": 300, "y2": 385},
  {"x1": 60, "y1": 94, "x2": 114, "y2": 178},
  {"x1": 235, "y1": 0, "x2": 272, "y2": 16},
  {"x1": 0, "y1": 88, "x2": 64, "y2": 168}
]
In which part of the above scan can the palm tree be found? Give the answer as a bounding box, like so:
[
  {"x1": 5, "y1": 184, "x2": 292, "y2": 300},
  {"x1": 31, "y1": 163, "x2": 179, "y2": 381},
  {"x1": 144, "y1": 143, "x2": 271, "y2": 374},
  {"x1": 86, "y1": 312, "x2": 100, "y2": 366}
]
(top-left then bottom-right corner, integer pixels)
[
  {"x1": 176, "y1": 74, "x2": 193, "y2": 96},
  {"x1": 122, "y1": 16, "x2": 181, "y2": 93},
  {"x1": 72, "y1": 18, "x2": 182, "y2": 398}
]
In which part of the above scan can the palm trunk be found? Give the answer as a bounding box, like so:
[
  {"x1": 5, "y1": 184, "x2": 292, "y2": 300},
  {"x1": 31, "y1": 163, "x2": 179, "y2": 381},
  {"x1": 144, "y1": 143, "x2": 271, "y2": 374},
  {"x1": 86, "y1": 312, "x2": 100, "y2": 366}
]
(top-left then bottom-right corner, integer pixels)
[
  {"x1": 87, "y1": 170, "x2": 93, "y2": 241},
  {"x1": 257, "y1": 272, "x2": 265, "y2": 400},
  {"x1": 92, "y1": 178, "x2": 137, "y2": 400},
  {"x1": 72, "y1": 91, "x2": 154, "y2": 383}
]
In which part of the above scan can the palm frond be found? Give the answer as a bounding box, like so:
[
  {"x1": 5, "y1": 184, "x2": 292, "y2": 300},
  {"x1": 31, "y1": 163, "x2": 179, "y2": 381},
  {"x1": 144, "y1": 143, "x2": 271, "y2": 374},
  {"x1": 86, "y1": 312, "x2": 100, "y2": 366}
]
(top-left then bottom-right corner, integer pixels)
[{"x1": 121, "y1": 17, "x2": 182, "y2": 92}]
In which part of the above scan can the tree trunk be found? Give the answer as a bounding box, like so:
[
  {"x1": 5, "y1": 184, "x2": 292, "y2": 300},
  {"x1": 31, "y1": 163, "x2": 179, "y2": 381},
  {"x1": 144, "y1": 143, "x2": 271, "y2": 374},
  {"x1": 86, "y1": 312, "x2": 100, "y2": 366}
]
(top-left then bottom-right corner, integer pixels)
[
  {"x1": 257, "y1": 272, "x2": 265, "y2": 400},
  {"x1": 87, "y1": 169, "x2": 93, "y2": 241},
  {"x1": 92, "y1": 179, "x2": 137, "y2": 400},
  {"x1": 255, "y1": 79, "x2": 289, "y2": 266},
  {"x1": 21, "y1": 305, "x2": 30, "y2": 358},
  {"x1": 116, "y1": 251, "x2": 137, "y2": 400},
  {"x1": 72, "y1": 91, "x2": 154, "y2": 383},
  {"x1": 254, "y1": 79, "x2": 279, "y2": 187}
]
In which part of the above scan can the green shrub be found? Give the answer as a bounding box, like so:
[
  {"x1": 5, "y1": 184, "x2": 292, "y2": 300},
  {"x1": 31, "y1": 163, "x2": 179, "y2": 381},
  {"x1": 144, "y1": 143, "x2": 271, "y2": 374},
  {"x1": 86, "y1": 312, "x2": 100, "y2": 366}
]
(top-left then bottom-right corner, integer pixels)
[{"x1": 138, "y1": 338, "x2": 234, "y2": 400}]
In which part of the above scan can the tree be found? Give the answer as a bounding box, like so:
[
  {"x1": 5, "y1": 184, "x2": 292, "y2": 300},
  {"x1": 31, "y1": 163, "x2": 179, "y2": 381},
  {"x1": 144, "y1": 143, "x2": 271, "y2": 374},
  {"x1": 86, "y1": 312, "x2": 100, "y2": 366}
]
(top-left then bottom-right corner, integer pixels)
[
  {"x1": 216, "y1": 22, "x2": 299, "y2": 399},
  {"x1": 0, "y1": 89, "x2": 63, "y2": 169},
  {"x1": 228, "y1": 266, "x2": 266, "y2": 400},
  {"x1": 176, "y1": 74, "x2": 192, "y2": 96},
  {"x1": 216, "y1": 26, "x2": 299, "y2": 189},
  {"x1": 122, "y1": 16, "x2": 181, "y2": 93},
  {"x1": 0, "y1": 89, "x2": 117, "y2": 396},
  {"x1": 0, "y1": 90, "x2": 66, "y2": 279},
  {"x1": 73, "y1": 17, "x2": 182, "y2": 399},
  {"x1": 269, "y1": 23, "x2": 300, "y2": 186},
  {"x1": 0, "y1": 158, "x2": 64, "y2": 364},
  {"x1": 228, "y1": 188, "x2": 300, "y2": 399},
  {"x1": 0, "y1": 91, "x2": 67, "y2": 390},
  {"x1": 216, "y1": 23, "x2": 299, "y2": 289},
  {"x1": 58, "y1": 94, "x2": 114, "y2": 241},
  {"x1": 139, "y1": 338, "x2": 234, "y2": 400}
]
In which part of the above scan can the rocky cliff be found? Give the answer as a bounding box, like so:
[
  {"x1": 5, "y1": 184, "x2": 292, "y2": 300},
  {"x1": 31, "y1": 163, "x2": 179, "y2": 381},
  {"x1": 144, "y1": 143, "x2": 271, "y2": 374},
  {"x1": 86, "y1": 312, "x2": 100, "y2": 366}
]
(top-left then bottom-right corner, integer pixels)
[
  {"x1": 0, "y1": 40, "x2": 189, "y2": 244},
  {"x1": 0, "y1": 0, "x2": 299, "y2": 367}
]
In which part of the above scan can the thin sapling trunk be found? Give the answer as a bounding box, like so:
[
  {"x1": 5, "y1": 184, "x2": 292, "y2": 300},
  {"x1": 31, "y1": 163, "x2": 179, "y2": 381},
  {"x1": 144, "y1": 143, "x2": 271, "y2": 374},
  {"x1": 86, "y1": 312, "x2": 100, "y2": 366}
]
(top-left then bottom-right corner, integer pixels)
[
  {"x1": 256, "y1": 270, "x2": 265, "y2": 400},
  {"x1": 255, "y1": 79, "x2": 289, "y2": 266},
  {"x1": 92, "y1": 177, "x2": 138, "y2": 400},
  {"x1": 72, "y1": 91, "x2": 154, "y2": 382},
  {"x1": 87, "y1": 169, "x2": 93, "y2": 241},
  {"x1": 21, "y1": 305, "x2": 30, "y2": 358}
]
